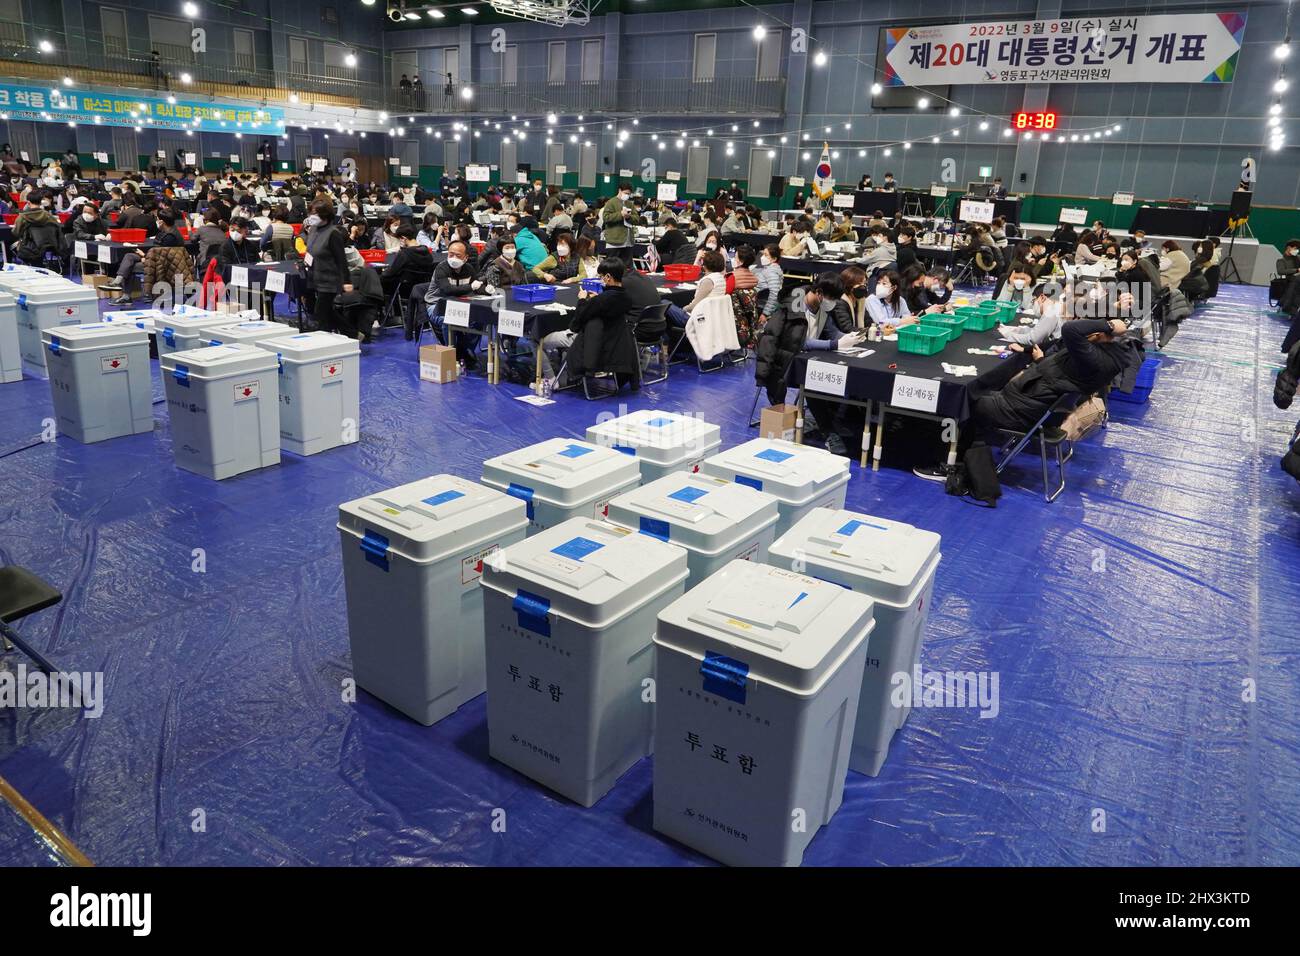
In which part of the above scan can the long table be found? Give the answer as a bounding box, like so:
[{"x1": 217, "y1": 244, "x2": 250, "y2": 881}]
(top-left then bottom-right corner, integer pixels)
[
  {"x1": 1129, "y1": 206, "x2": 1230, "y2": 239},
  {"x1": 425, "y1": 276, "x2": 696, "y2": 389},
  {"x1": 790, "y1": 326, "x2": 1013, "y2": 470}
]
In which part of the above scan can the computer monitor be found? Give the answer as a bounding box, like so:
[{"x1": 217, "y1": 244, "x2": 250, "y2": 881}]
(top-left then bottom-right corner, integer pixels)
[{"x1": 967, "y1": 181, "x2": 994, "y2": 198}]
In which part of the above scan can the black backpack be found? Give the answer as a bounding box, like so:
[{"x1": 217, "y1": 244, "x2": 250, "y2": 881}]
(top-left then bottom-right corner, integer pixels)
[{"x1": 945, "y1": 444, "x2": 1002, "y2": 506}]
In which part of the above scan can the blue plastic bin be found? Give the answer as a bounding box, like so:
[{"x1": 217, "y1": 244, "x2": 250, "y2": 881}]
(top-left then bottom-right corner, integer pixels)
[
  {"x1": 1111, "y1": 357, "x2": 1160, "y2": 404},
  {"x1": 580, "y1": 278, "x2": 603, "y2": 294},
  {"x1": 512, "y1": 284, "x2": 558, "y2": 303}
]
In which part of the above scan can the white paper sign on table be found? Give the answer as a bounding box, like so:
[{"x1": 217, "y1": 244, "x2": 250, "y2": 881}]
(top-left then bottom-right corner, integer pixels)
[
  {"x1": 97, "y1": 244, "x2": 112, "y2": 264},
  {"x1": 230, "y1": 266, "x2": 249, "y2": 288},
  {"x1": 230, "y1": 154, "x2": 240, "y2": 164},
  {"x1": 399, "y1": 165, "x2": 411, "y2": 176},
  {"x1": 805, "y1": 359, "x2": 848, "y2": 397},
  {"x1": 444, "y1": 299, "x2": 471, "y2": 328},
  {"x1": 832, "y1": 193, "x2": 855, "y2": 209},
  {"x1": 890, "y1": 375, "x2": 941, "y2": 413},
  {"x1": 657, "y1": 182, "x2": 678, "y2": 202},
  {"x1": 264, "y1": 269, "x2": 286, "y2": 293},
  {"x1": 184, "y1": 152, "x2": 196, "y2": 166},
  {"x1": 74, "y1": 241, "x2": 87, "y2": 259},
  {"x1": 498, "y1": 309, "x2": 525, "y2": 337}
]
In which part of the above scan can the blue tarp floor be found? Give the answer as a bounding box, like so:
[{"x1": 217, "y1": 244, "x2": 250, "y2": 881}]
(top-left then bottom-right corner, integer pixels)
[{"x1": 0, "y1": 281, "x2": 1297, "y2": 866}]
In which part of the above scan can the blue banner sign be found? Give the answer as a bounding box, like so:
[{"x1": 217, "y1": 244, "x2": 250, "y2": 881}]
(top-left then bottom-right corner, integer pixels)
[{"x1": 0, "y1": 83, "x2": 286, "y2": 133}]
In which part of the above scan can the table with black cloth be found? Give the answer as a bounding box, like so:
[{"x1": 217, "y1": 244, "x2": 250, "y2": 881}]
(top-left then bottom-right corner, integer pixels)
[
  {"x1": 779, "y1": 255, "x2": 856, "y2": 280},
  {"x1": 73, "y1": 238, "x2": 200, "y2": 271},
  {"x1": 789, "y1": 326, "x2": 1012, "y2": 470},
  {"x1": 1128, "y1": 206, "x2": 1230, "y2": 239},
  {"x1": 220, "y1": 260, "x2": 310, "y2": 326},
  {"x1": 852, "y1": 190, "x2": 900, "y2": 218},
  {"x1": 721, "y1": 230, "x2": 781, "y2": 251},
  {"x1": 423, "y1": 275, "x2": 696, "y2": 387}
]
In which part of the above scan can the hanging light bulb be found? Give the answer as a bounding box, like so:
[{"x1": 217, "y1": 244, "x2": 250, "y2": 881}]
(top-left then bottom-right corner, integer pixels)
[{"x1": 870, "y1": 82, "x2": 883, "y2": 95}]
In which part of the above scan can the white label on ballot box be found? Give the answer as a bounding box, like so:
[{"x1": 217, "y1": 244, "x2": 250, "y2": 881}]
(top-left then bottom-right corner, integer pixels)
[
  {"x1": 100, "y1": 354, "x2": 128, "y2": 373},
  {"x1": 805, "y1": 359, "x2": 848, "y2": 396},
  {"x1": 444, "y1": 299, "x2": 471, "y2": 328},
  {"x1": 234, "y1": 380, "x2": 260, "y2": 402},
  {"x1": 74, "y1": 241, "x2": 87, "y2": 259},
  {"x1": 264, "y1": 269, "x2": 286, "y2": 293},
  {"x1": 230, "y1": 266, "x2": 249, "y2": 287},
  {"x1": 498, "y1": 309, "x2": 525, "y2": 337},
  {"x1": 98, "y1": 244, "x2": 112, "y2": 264},
  {"x1": 891, "y1": 375, "x2": 940, "y2": 413}
]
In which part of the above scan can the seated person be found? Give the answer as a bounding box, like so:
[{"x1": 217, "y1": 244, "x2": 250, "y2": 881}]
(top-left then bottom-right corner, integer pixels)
[
  {"x1": 997, "y1": 282, "x2": 1065, "y2": 348},
  {"x1": 914, "y1": 316, "x2": 1133, "y2": 482},
  {"x1": 996, "y1": 266, "x2": 1036, "y2": 308},
  {"x1": 894, "y1": 225, "x2": 918, "y2": 273},
  {"x1": 836, "y1": 265, "x2": 869, "y2": 329},
  {"x1": 693, "y1": 231, "x2": 727, "y2": 269},
  {"x1": 1158, "y1": 240, "x2": 1191, "y2": 289},
  {"x1": 829, "y1": 214, "x2": 856, "y2": 243},
  {"x1": 480, "y1": 236, "x2": 527, "y2": 289},
  {"x1": 531, "y1": 231, "x2": 578, "y2": 283},
  {"x1": 336, "y1": 246, "x2": 386, "y2": 344},
  {"x1": 667, "y1": 249, "x2": 729, "y2": 327},
  {"x1": 422, "y1": 239, "x2": 483, "y2": 359},
  {"x1": 381, "y1": 224, "x2": 436, "y2": 300},
  {"x1": 800, "y1": 273, "x2": 868, "y2": 455},
  {"x1": 902, "y1": 263, "x2": 945, "y2": 316},
  {"x1": 778, "y1": 221, "x2": 812, "y2": 258},
  {"x1": 538, "y1": 258, "x2": 642, "y2": 386},
  {"x1": 753, "y1": 244, "x2": 784, "y2": 320},
  {"x1": 865, "y1": 269, "x2": 915, "y2": 330}
]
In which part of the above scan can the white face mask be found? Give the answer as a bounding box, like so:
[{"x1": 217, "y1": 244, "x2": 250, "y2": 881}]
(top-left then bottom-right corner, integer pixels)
[
  {"x1": 1013, "y1": 279, "x2": 1026, "y2": 290},
  {"x1": 447, "y1": 256, "x2": 465, "y2": 270},
  {"x1": 503, "y1": 248, "x2": 516, "y2": 260},
  {"x1": 83, "y1": 212, "x2": 96, "y2": 222},
  {"x1": 556, "y1": 244, "x2": 569, "y2": 257},
  {"x1": 229, "y1": 231, "x2": 242, "y2": 241},
  {"x1": 760, "y1": 255, "x2": 772, "y2": 266},
  {"x1": 875, "y1": 284, "x2": 890, "y2": 298}
]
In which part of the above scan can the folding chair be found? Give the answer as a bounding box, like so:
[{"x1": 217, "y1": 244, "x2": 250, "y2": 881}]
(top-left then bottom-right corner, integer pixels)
[
  {"x1": 0, "y1": 565, "x2": 63, "y2": 675},
  {"x1": 631, "y1": 302, "x2": 671, "y2": 386},
  {"x1": 994, "y1": 392, "x2": 1080, "y2": 503}
]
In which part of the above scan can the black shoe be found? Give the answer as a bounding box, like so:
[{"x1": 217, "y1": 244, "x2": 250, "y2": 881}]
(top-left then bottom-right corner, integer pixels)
[
  {"x1": 912, "y1": 464, "x2": 949, "y2": 483},
  {"x1": 404, "y1": 330, "x2": 414, "y2": 341},
  {"x1": 825, "y1": 433, "x2": 848, "y2": 456}
]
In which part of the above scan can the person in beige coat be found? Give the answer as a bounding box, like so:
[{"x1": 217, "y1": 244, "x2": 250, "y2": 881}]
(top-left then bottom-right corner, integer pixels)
[{"x1": 1158, "y1": 240, "x2": 1191, "y2": 289}]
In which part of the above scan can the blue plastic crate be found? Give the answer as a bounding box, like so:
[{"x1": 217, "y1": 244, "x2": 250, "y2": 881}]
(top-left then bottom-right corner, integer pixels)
[
  {"x1": 1111, "y1": 357, "x2": 1160, "y2": 404},
  {"x1": 513, "y1": 284, "x2": 558, "y2": 303},
  {"x1": 580, "y1": 278, "x2": 603, "y2": 294}
]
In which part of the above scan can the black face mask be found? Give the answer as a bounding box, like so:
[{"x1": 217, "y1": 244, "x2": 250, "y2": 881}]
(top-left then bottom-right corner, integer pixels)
[{"x1": 851, "y1": 286, "x2": 868, "y2": 299}]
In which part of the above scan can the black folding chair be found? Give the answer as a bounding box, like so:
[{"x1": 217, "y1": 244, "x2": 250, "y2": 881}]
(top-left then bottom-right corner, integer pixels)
[
  {"x1": 0, "y1": 566, "x2": 62, "y2": 675},
  {"x1": 994, "y1": 392, "x2": 1081, "y2": 503},
  {"x1": 631, "y1": 302, "x2": 671, "y2": 386}
]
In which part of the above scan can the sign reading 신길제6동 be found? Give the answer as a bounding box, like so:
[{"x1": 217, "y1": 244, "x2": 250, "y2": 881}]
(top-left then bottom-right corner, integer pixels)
[{"x1": 882, "y1": 12, "x2": 1246, "y2": 87}]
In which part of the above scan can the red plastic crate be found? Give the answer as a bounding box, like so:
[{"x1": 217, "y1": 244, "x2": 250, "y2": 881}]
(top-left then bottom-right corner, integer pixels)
[
  {"x1": 291, "y1": 223, "x2": 302, "y2": 235},
  {"x1": 663, "y1": 263, "x2": 700, "y2": 281},
  {"x1": 2, "y1": 213, "x2": 16, "y2": 225},
  {"x1": 358, "y1": 249, "x2": 387, "y2": 264},
  {"x1": 110, "y1": 228, "x2": 146, "y2": 242}
]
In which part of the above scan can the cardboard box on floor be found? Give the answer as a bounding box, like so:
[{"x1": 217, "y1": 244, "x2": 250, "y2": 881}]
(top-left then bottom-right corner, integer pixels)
[
  {"x1": 83, "y1": 274, "x2": 118, "y2": 299},
  {"x1": 420, "y1": 344, "x2": 458, "y2": 384},
  {"x1": 760, "y1": 403, "x2": 798, "y2": 442}
]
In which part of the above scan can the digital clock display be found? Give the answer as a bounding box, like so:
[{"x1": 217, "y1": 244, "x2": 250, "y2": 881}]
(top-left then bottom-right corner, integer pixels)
[{"x1": 1013, "y1": 111, "x2": 1058, "y2": 130}]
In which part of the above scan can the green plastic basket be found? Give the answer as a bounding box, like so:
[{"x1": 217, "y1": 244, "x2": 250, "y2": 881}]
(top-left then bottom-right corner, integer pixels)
[
  {"x1": 978, "y1": 300, "x2": 1019, "y2": 322},
  {"x1": 958, "y1": 309, "x2": 1000, "y2": 332},
  {"x1": 919, "y1": 314, "x2": 966, "y2": 342},
  {"x1": 898, "y1": 325, "x2": 950, "y2": 355}
]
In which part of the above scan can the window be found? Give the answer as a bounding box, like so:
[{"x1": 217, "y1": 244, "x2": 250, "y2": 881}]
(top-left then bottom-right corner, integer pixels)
[
  {"x1": 693, "y1": 33, "x2": 716, "y2": 82},
  {"x1": 100, "y1": 7, "x2": 128, "y2": 60},
  {"x1": 392, "y1": 49, "x2": 418, "y2": 87},
  {"x1": 0, "y1": 0, "x2": 24, "y2": 49},
  {"x1": 149, "y1": 15, "x2": 194, "y2": 64},
  {"x1": 289, "y1": 36, "x2": 308, "y2": 76},
  {"x1": 757, "y1": 29, "x2": 781, "y2": 79},
  {"x1": 547, "y1": 41, "x2": 566, "y2": 85},
  {"x1": 501, "y1": 44, "x2": 518, "y2": 86},
  {"x1": 321, "y1": 6, "x2": 339, "y2": 26},
  {"x1": 580, "y1": 39, "x2": 601, "y2": 83},
  {"x1": 233, "y1": 28, "x2": 255, "y2": 73},
  {"x1": 324, "y1": 42, "x2": 352, "y2": 79},
  {"x1": 443, "y1": 47, "x2": 459, "y2": 83}
]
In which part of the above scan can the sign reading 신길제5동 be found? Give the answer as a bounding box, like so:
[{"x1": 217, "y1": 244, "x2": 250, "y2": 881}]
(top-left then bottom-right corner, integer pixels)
[{"x1": 882, "y1": 12, "x2": 1246, "y2": 87}]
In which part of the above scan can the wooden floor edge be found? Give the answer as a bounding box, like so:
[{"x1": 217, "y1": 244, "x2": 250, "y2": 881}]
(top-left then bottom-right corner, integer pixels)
[{"x1": 0, "y1": 773, "x2": 93, "y2": 867}]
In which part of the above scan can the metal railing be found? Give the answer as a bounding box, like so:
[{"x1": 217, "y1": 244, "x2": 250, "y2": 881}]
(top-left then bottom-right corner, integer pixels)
[{"x1": 385, "y1": 76, "x2": 787, "y2": 116}]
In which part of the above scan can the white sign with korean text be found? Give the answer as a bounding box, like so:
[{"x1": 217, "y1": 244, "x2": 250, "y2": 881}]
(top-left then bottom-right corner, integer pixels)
[
  {"x1": 805, "y1": 359, "x2": 848, "y2": 397},
  {"x1": 665, "y1": 171, "x2": 680, "y2": 181},
  {"x1": 884, "y1": 12, "x2": 1246, "y2": 86},
  {"x1": 657, "y1": 182, "x2": 678, "y2": 202},
  {"x1": 466, "y1": 164, "x2": 491, "y2": 181},
  {"x1": 832, "y1": 193, "x2": 855, "y2": 209},
  {"x1": 891, "y1": 375, "x2": 941, "y2": 413},
  {"x1": 97, "y1": 244, "x2": 112, "y2": 264},
  {"x1": 554, "y1": 165, "x2": 567, "y2": 175},
  {"x1": 444, "y1": 299, "x2": 471, "y2": 328},
  {"x1": 959, "y1": 199, "x2": 995, "y2": 224},
  {"x1": 498, "y1": 309, "x2": 525, "y2": 337},
  {"x1": 264, "y1": 269, "x2": 286, "y2": 293},
  {"x1": 1112, "y1": 191, "x2": 1135, "y2": 206},
  {"x1": 788, "y1": 176, "x2": 806, "y2": 187},
  {"x1": 1058, "y1": 207, "x2": 1089, "y2": 225},
  {"x1": 400, "y1": 166, "x2": 411, "y2": 176},
  {"x1": 931, "y1": 184, "x2": 949, "y2": 198},
  {"x1": 230, "y1": 266, "x2": 249, "y2": 288}
]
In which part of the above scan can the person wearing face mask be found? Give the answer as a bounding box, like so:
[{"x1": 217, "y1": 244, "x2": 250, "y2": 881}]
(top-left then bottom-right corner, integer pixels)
[
  {"x1": 996, "y1": 266, "x2": 1035, "y2": 308},
  {"x1": 12, "y1": 189, "x2": 64, "y2": 267},
  {"x1": 382, "y1": 223, "x2": 437, "y2": 303},
  {"x1": 70, "y1": 202, "x2": 110, "y2": 242},
  {"x1": 835, "y1": 265, "x2": 870, "y2": 328},
  {"x1": 416, "y1": 213, "x2": 444, "y2": 250},
  {"x1": 304, "y1": 199, "x2": 355, "y2": 338},
  {"x1": 997, "y1": 282, "x2": 1065, "y2": 348},
  {"x1": 901, "y1": 264, "x2": 942, "y2": 315},
  {"x1": 600, "y1": 182, "x2": 635, "y2": 266},
  {"x1": 423, "y1": 240, "x2": 482, "y2": 361},
  {"x1": 753, "y1": 244, "x2": 784, "y2": 319},
  {"x1": 508, "y1": 219, "x2": 548, "y2": 272},
  {"x1": 654, "y1": 216, "x2": 690, "y2": 262},
  {"x1": 480, "y1": 237, "x2": 526, "y2": 290},
  {"x1": 374, "y1": 215, "x2": 404, "y2": 254},
  {"x1": 894, "y1": 226, "x2": 919, "y2": 272},
  {"x1": 1158, "y1": 239, "x2": 1191, "y2": 289},
  {"x1": 665, "y1": 249, "x2": 730, "y2": 330},
  {"x1": 531, "y1": 232, "x2": 577, "y2": 283},
  {"x1": 217, "y1": 217, "x2": 258, "y2": 271},
  {"x1": 694, "y1": 232, "x2": 727, "y2": 269},
  {"x1": 879, "y1": 172, "x2": 897, "y2": 192},
  {"x1": 865, "y1": 270, "x2": 914, "y2": 332}
]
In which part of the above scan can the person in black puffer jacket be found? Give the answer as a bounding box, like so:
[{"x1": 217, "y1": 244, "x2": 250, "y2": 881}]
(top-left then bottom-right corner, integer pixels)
[
  {"x1": 754, "y1": 296, "x2": 812, "y2": 406},
  {"x1": 1274, "y1": 341, "x2": 1300, "y2": 481}
]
